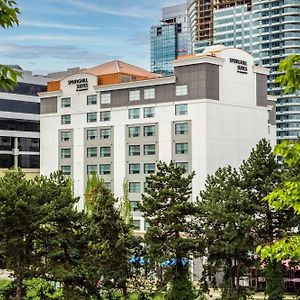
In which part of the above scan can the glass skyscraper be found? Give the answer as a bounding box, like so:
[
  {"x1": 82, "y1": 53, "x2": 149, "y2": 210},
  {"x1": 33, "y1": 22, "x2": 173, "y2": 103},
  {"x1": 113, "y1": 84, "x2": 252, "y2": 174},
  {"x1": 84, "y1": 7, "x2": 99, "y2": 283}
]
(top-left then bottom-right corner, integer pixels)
[
  {"x1": 151, "y1": 3, "x2": 191, "y2": 76},
  {"x1": 252, "y1": 0, "x2": 300, "y2": 142}
]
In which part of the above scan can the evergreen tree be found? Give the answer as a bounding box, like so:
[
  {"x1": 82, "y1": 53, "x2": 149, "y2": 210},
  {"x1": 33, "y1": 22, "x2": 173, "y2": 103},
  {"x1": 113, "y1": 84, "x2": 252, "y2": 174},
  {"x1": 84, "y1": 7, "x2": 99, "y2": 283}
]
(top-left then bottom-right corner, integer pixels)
[
  {"x1": 139, "y1": 161, "x2": 199, "y2": 299},
  {"x1": 85, "y1": 174, "x2": 132, "y2": 298},
  {"x1": 197, "y1": 166, "x2": 253, "y2": 299},
  {"x1": 0, "y1": 169, "x2": 39, "y2": 299}
]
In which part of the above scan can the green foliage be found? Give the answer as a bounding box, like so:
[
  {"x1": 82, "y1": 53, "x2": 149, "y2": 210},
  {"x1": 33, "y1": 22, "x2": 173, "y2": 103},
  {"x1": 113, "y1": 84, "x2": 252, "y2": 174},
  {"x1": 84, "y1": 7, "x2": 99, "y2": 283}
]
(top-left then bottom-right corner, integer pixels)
[
  {"x1": 120, "y1": 179, "x2": 133, "y2": 227},
  {"x1": 85, "y1": 174, "x2": 133, "y2": 297},
  {"x1": 264, "y1": 262, "x2": 284, "y2": 300},
  {"x1": 0, "y1": 279, "x2": 14, "y2": 300},
  {"x1": 166, "y1": 273, "x2": 197, "y2": 300},
  {"x1": 140, "y1": 161, "x2": 198, "y2": 265},
  {"x1": 275, "y1": 54, "x2": 300, "y2": 94},
  {"x1": 23, "y1": 278, "x2": 63, "y2": 300},
  {"x1": 0, "y1": 0, "x2": 19, "y2": 28},
  {"x1": 257, "y1": 140, "x2": 300, "y2": 262},
  {"x1": 0, "y1": 1, "x2": 21, "y2": 90}
]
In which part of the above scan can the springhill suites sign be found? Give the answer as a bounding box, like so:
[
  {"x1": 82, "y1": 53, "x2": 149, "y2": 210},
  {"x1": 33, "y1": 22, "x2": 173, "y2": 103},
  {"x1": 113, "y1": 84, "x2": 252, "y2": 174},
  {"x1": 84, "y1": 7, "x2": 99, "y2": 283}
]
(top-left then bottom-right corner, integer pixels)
[
  {"x1": 229, "y1": 58, "x2": 248, "y2": 74},
  {"x1": 68, "y1": 78, "x2": 89, "y2": 91}
]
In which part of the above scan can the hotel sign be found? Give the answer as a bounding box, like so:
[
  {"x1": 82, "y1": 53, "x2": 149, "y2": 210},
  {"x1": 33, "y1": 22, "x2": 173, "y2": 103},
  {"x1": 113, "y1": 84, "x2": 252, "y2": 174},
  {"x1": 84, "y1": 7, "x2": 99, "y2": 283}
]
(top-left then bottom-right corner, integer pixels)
[
  {"x1": 229, "y1": 58, "x2": 248, "y2": 74},
  {"x1": 68, "y1": 78, "x2": 89, "y2": 91}
]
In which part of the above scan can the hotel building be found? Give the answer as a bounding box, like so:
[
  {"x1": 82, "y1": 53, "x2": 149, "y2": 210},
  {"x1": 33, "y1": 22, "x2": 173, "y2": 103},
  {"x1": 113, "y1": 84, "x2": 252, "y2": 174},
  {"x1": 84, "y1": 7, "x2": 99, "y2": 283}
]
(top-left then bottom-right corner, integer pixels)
[
  {"x1": 0, "y1": 66, "x2": 48, "y2": 178},
  {"x1": 40, "y1": 48, "x2": 276, "y2": 231}
]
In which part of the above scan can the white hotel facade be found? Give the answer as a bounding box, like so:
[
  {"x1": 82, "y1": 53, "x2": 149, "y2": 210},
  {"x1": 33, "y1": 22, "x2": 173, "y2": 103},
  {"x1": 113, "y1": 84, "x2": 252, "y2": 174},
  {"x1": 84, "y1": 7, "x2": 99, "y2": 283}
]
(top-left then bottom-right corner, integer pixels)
[{"x1": 40, "y1": 47, "x2": 276, "y2": 231}]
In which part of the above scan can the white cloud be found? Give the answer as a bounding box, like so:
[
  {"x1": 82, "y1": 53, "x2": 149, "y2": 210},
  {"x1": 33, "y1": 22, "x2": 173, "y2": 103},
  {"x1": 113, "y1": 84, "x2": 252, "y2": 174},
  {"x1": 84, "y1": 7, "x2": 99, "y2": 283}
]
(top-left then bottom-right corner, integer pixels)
[{"x1": 21, "y1": 20, "x2": 99, "y2": 31}]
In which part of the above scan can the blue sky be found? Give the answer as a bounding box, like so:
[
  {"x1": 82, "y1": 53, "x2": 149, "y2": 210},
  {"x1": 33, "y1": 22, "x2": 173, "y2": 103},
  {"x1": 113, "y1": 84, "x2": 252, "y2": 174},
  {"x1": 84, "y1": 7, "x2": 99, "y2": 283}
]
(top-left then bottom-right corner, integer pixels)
[{"x1": 0, "y1": 0, "x2": 182, "y2": 74}]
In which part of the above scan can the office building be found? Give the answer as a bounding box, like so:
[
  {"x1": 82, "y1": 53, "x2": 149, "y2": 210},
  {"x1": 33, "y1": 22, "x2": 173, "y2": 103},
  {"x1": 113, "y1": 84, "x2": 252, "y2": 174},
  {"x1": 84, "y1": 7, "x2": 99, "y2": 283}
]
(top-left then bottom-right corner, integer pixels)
[
  {"x1": 213, "y1": 4, "x2": 254, "y2": 53},
  {"x1": 0, "y1": 66, "x2": 48, "y2": 177},
  {"x1": 187, "y1": 0, "x2": 251, "y2": 53},
  {"x1": 252, "y1": 0, "x2": 300, "y2": 141},
  {"x1": 39, "y1": 47, "x2": 276, "y2": 231},
  {"x1": 151, "y1": 3, "x2": 191, "y2": 75}
]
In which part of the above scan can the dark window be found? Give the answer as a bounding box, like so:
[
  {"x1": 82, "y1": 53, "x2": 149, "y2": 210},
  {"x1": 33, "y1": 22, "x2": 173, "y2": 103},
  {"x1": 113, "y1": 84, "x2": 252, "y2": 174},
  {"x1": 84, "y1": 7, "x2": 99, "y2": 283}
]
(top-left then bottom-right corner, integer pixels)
[
  {"x1": 0, "y1": 118, "x2": 39, "y2": 132},
  {"x1": 0, "y1": 154, "x2": 13, "y2": 168},
  {"x1": 18, "y1": 155, "x2": 40, "y2": 168},
  {"x1": 0, "y1": 99, "x2": 40, "y2": 114},
  {"x1": 0, "y1": 82, "x2": 46, "y2": 96},
  {"x1": 18, "y1": 138, "x2": 39, "y2": 152}
]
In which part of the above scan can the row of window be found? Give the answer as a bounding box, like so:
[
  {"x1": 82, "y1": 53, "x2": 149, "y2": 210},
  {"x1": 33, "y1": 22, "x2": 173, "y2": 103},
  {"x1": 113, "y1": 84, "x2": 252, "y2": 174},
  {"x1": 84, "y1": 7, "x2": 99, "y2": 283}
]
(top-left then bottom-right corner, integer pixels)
[
  {"x1": 87, "y1": 146, "x2": 111, "y2": 158},
  {"x1": 61, "y1": 142, "x2": 188, "y2": 159},
  {"x1": 128, "y1": 143, "x2": 188, "y2": 156},
  {"x1": 61, "y1": 104, "x2": 188, "y2": 125},
  {"x1": 61, "y1": 122, "x2": 188, "y2": 143},
  {"x1": 129, "y1": 107, "x2": 155, "y2": 119}
]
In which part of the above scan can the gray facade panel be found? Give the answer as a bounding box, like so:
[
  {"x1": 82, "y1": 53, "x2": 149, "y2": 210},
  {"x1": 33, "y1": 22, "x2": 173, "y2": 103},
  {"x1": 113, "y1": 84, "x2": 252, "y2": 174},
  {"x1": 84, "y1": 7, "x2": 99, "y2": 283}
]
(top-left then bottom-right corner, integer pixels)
[
  {"x1": 267, "y1": 100, "x2": 276, "y2": 126},
  {"x1": 40, "y1": 97, "x2": 57, "y2": 114},
  {"x1": 101, "y1": 63, "x2": 220, "y2": 110},
  {"x1": 256, "y1": 74, "x2": 268, "y2": 107}
]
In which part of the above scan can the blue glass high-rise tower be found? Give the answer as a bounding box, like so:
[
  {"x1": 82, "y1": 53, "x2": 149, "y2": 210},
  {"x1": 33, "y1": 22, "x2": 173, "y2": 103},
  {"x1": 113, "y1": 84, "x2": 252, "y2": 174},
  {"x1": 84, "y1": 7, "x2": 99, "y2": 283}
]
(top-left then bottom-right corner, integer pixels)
[{"x1": 151, "y1": 3, "x2": 191, "y2": 76}]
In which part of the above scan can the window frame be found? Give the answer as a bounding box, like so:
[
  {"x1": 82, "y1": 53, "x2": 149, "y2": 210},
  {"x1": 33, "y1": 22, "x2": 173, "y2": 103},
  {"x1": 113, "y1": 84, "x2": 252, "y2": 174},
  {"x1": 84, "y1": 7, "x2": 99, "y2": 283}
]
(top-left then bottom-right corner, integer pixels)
[
  {"x1": 128, "y1": 108, "x2": 140, "y2": 119},
  {"x1": 175, "y1": 104, "x2": 188, "y2": 116},
  {"x1": 61, "y1": 97, "x2": 71, "y2": 108},
  {"x1": 144, "y1": 144, "x2": 156, "y2": 155},
  {"x1": 129, "y1": 163, "x2": 140, "y2": 174},
  {"x1": 144, "y1": 88, "x2": 155, "y2": 100},
  {"x1": 87, "y1": 95, "x2": 97, "y2": 105},
  {"x1": 61, "y1": 148, "x2": 71, "y2": 159},
  {"x1": 87, "y1": 112, "x2": 97, "y2": 123},
  {"x1": 100, "y1": 111, "x2": 111, "y2": 121},
  {"x1": 175, "y1": 142, "x2": 188, "y2": 155},
  {"x1": 129, "y1": 145, "x2": 141, "y2": 156},
  {"x1": 100, "y1": 146, "x2": 111, "y2": 157},
  {"x1": 129, "y1": 90, "x2": 140, "y2": 101},
  {"x1": 87, "y1": 147, "x2": 97, "y2": 158},
  {"x1": 143, "y1": 107, "x2": 155, "y2": 118},
  {"x1": 61, "y1": 131, "x2": 71, "y2": 141},
  {"x1": 99, "y1": 164, "x2": 111, "y2": 175},
  {"x1": 87, "y1": 129, "x2": 97, "y2": 140},
  {"x1": 61, "y1": 114, "x2": 71, "y2": 125},
  {"x1": 100, "y1": 128, "x2": 111, "y2": 139},
  {"x1": 100, "y1": 93, "x2": 111, "y2": 105}
]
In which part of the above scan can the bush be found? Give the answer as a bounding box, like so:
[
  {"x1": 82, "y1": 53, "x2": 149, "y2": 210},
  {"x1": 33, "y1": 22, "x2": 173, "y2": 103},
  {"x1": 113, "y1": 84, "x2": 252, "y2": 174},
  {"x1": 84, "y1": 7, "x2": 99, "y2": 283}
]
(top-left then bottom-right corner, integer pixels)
[
  {"x1": 167, "y1": 273, "x2": 197, "y2": 300},
  {"x1": 0, "y1": 279, "x2": 14, "y2": 300},
  {"x1": 23, "y1": 278, "x2": 63, "y2": 300}
]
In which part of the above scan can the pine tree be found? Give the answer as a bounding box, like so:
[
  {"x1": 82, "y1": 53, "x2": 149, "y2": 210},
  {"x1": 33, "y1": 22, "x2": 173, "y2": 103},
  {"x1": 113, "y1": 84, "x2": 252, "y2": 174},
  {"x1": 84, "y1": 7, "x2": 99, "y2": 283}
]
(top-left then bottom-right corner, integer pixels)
[
  {"x1": 139, "y1": 161, "x2": 199, "y2": 299},
  {"x1": 85, "y1": 174, "x2": 132, "y2": 298},
  {"x1": 197, "y1": 166, "x2": 253, "y2": 298}
]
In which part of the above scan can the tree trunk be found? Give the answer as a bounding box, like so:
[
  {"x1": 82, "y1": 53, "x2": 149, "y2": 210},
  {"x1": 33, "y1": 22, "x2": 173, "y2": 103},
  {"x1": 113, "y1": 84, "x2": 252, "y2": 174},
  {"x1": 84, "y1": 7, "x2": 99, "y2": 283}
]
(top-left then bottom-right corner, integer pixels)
[{"x1": 15, "y1": 253, "x2": 23, "y2": 300}]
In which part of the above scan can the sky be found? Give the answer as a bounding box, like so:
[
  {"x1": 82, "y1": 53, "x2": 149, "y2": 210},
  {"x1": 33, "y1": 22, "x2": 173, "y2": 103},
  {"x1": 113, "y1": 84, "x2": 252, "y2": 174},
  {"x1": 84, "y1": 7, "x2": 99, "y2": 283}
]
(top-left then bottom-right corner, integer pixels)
[{"x1": 0, "y1": 0, "x2": 183, "y2": 75}]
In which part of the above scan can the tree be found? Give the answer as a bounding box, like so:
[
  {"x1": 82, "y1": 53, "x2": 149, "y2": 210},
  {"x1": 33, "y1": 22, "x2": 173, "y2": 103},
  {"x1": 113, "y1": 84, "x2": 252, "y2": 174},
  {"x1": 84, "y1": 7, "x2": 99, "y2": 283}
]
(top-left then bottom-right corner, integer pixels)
[
  {"x1": 0, "y1": 0, "x2": 21, "y2": 90},
  {"x1": 239, "y1": 139, "x2": 293, "y2": 300},
  {"x1": 275, "y1": 54, "x2": 300, "y2": 94},
  {"x1": 0, "y1": 169, "x2": 41, "y2": 300},
  {"x1": 257, "y1": 140, "x2": 300, "y2": 262},
  {"x1": 85, "y1": 174, "x2": 133, "y2": 299},
  {"x1": 197, "y1": 166, "x2": 253, "y2": 299},
  {"x1": 139, "y1": 161, "x2": 199, "y2": 300}
]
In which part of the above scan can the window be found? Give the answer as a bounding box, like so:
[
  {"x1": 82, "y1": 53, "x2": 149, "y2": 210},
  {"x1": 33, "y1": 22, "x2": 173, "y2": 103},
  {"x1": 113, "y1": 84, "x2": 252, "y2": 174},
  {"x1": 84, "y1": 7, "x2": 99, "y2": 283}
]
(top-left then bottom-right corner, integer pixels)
[
  {"x1": 87, "y1": 112, "x2": 97, "y2": 123},
  {"x1": 100, "y1": 128, "x2": 111, "y2": 139},
  {"x1": 144, "y1": 163, "x2": 155, "y2": 174},
  {"x1": 87, "y1": 165, "x2": 97, "y2": 175},
  {"x1": 129, "y1": 126, "x2": 140, "y2": 137},
  {"x1": 99, "y1": 164, "x2": 111, "y2": 175},
  {"x1": 61, "y1": 114, "x2": 71, "y2": 125},
  {"x1": 175, "y1": 143, "x2": 188, "y2": 154},
  {"x1": 100, "y1": 111, "x2": 110, "y2": 121},
  {"x1": 133, "y1": 219, "x2": 141, "y2": 230},
  {"x1": 104, "y1": 182, "x2": 112, "y2": 190},
  {"x1": 144, "y1": 107, "x2": 155, "y2": 118},
  {"x1": 61, "y1": 165, "x2": 71, "y2": 175},
  {"x1": 144, "y1": 181, "x2": 149, "y2": 191},
  {"x1": 144, "y1": 221, "x2": 150, "y2": 231},
  {"x1": 61, "y1": 97, "x2": 71, "y2": 108},
  {"x1": 100, "y1": 146, "x2": 111, "y2": 157},
  {"x1": 144, "y1": 125, "x2": 155, "y2": 137},
  {"x1": 129, "y1": 182, "x2": 141, "y2": 193},
  {"x1": 129, "y1": 163, "x2": 140, "y2": 174},
  {"x1": 87, "y1": 147, "x2": 97, "y2": 157},
  {"x1": 144, "y1": 88, "x2": 155, "y2": 99},
  {"x1": 100, "y1": 93, "x2": 111, "y2": 105},
  {"x1": 128, "y1": 108, "x2": 140, "y2": 119},
  {"x1": 129, "y1": 145, "x2": 140, "y2": 156},
  {"x1": 176, "y1": 85, "x2": 188, "y2": 96},
  {"x1": 87, "y1": 95, "x2": 97, "y2": 105},
  {"x1": 130, "y1": 201, "x2": 140, "y2": 212},
  {"x1": 87, "y1": 129, "x2": 97, "y2": 140},
  {"x1": 129, "y1": 90, "x2": 140, "y2": 101},
  {"x1": 61, "y1": 131, "x2": 71, "y2": 141},
  {"x1": 175, "y1": 122, "x2": 188, "y2": 135},
  {"x1": 176, "y1": 162, "x2": 189, "y2": 172},
  {"x1": 175, "y1": 104, "x2": 188, "y2": 115},
  {"x1": 61, "y1": 148, "x2": 71, "y2": 158},
  {"x1": 144, "y1": 144, "x2": 156, "y2": 155}
]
